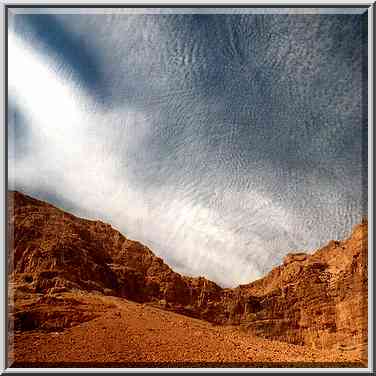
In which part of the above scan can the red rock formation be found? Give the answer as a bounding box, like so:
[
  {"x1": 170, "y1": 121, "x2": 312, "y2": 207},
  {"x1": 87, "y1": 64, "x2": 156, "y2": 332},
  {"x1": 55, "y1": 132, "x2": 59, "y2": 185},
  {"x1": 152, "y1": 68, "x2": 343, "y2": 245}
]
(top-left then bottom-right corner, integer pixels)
[
  {"x1": 8, "y1": 191, "x2": 368, "y2": 352},
  {"x1": 234, "y1": 220, "x2": 368, "y2": 350}
]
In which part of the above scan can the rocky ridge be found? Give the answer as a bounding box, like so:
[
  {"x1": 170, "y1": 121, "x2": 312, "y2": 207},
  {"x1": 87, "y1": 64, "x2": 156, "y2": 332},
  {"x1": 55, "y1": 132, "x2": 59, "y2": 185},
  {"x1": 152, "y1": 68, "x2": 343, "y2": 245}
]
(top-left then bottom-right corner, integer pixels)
[{"x1": 8, "y1": 191, "x2": 368, "y2": 352}]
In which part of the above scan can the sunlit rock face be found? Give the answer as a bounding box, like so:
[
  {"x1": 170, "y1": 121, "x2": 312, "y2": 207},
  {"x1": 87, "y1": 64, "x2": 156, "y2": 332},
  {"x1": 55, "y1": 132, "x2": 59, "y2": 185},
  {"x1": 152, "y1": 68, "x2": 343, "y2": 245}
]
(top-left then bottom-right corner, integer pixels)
[
  {"x1": 8, "y1": 9, "x2": 367, "y2": 287},
  {"x1": 9, "y1": 191, "x2": 368, "y2": 350}
]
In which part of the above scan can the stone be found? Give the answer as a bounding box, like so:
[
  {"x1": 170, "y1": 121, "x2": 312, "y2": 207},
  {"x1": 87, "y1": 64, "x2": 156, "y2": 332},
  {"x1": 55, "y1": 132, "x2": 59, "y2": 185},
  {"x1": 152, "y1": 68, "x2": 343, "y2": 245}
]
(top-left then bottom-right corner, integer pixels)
[{"x1": 8, "y1": 191, "x2": 368, "y2": 351}]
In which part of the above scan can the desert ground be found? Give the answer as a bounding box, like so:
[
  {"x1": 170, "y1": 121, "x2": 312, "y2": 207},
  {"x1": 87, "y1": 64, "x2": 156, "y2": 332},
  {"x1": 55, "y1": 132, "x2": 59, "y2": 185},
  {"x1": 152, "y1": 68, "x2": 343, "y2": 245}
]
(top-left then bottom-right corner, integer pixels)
[{"x1": 9, "y1": 292, "x2": 366, "y2": 368}]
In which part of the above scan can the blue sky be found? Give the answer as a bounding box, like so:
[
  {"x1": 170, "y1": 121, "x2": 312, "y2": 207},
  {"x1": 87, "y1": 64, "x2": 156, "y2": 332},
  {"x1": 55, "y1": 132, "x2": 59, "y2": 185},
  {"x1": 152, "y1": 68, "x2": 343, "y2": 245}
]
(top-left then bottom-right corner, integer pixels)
[{"x1": 8, "y1": 9, "x2": 368, "y2": 287}]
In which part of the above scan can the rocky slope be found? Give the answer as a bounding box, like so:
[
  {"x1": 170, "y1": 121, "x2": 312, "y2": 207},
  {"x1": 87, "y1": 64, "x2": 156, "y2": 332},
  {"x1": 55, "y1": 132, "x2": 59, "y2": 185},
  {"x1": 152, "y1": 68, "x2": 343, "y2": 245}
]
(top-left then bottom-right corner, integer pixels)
[
  {"x1": 8, "y1": 190, "x2": 368, "y2": 354},
  {"x1": 10, "y1": 292, "x2": 364, "y2": 367},
  {"x1": 234, "y1": 221, "x2": 368, "y2": 350}
]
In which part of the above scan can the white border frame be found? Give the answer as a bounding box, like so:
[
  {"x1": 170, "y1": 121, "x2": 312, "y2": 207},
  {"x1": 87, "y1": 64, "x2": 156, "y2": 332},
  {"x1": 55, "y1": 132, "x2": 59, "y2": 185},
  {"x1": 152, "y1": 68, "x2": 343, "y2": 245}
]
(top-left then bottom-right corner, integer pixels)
[{"x1": 1, "y1": 1, "x2": 373, "y2": 373}]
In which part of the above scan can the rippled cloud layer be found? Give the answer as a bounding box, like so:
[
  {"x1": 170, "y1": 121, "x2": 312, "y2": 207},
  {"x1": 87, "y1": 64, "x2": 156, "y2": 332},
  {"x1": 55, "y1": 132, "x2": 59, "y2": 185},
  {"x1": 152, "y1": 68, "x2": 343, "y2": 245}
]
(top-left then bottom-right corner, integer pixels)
[{"x1": 8, "y1": 9, "x2": 367, "y2": 287}]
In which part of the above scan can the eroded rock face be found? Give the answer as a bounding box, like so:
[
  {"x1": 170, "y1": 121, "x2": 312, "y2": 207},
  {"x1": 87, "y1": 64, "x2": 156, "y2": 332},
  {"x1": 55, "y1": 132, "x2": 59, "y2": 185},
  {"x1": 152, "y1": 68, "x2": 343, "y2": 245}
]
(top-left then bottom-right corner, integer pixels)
[
  {"x1": 232, "y1": 220, "x2": 368, "y2": 350},
  {"x1": 8, "y1": 191, "x2": 367, "y2": 350}
]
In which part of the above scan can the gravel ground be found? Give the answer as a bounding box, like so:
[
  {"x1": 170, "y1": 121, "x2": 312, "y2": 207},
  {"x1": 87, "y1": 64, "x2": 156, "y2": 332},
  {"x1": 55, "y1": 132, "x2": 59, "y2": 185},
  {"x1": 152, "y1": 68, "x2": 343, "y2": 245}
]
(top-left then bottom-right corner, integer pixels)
[{"x1": 10, "y1": 293, "x2": 366, "y2": 368}]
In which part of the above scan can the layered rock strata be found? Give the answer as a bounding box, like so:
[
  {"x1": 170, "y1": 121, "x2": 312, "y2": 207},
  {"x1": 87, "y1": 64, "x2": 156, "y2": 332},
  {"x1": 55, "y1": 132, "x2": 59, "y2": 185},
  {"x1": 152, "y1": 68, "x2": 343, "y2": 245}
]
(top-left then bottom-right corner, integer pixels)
[{"x1": 8, "y1": 191, "x2": 367, "y2": 350}]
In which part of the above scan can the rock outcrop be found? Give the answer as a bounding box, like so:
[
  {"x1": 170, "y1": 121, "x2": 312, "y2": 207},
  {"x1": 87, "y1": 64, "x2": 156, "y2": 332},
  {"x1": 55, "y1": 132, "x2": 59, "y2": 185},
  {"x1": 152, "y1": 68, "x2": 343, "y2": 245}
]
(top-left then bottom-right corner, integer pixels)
[
  {"x1": 8, "y1": 191, "x2": 368, "y2": 351},
  {"x1": 239, "y1": 220, "x2": 367, "y2": 350}
]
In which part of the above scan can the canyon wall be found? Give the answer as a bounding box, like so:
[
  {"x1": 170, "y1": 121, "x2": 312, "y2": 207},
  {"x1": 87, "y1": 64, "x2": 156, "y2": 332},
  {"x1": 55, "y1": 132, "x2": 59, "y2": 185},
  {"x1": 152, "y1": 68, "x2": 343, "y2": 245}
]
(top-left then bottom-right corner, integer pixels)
[{"x1": 8, "y1": 191, "x2": 368, "y2": 350}]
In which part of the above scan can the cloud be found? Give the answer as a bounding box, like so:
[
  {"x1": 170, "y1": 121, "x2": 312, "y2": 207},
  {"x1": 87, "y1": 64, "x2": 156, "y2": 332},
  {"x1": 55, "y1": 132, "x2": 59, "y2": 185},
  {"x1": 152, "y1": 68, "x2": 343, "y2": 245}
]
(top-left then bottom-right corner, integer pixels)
[
  {"x1": 8, "y1": 12, "x2": 367, "y2": 287},
  {"x1": 9, "y1": 13, "x2": 108, "y2": 104}
]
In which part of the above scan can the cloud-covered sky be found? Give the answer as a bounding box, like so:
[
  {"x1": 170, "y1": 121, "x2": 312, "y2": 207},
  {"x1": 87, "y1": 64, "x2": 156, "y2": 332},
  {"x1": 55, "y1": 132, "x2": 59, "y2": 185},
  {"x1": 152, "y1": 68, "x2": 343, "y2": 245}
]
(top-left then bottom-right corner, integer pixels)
[{"x1": 8, "y1": 8, "x2": 368, "y2": 287}]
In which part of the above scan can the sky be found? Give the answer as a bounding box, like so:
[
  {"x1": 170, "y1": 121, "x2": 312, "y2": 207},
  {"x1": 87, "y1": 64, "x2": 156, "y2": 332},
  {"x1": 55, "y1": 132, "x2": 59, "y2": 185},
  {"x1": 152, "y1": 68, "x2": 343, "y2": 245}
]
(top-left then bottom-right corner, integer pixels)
[{"x1": 8, "y1": 8, "x2": 368, "y2": 287}]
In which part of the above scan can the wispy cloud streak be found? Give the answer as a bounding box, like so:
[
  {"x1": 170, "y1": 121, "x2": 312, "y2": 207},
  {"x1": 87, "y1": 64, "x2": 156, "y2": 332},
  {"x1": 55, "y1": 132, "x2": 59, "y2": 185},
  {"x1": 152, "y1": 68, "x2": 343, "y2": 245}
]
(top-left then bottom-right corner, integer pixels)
[{"x1": 8, "y1": 11, "x2": 367, "y2": 287}]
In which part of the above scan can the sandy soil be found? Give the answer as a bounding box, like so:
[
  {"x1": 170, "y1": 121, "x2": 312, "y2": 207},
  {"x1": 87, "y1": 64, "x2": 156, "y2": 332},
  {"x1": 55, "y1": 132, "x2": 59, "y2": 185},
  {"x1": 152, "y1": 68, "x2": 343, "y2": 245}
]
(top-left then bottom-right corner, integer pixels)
[{"x1": 9, "y1": 292, "x2": 366, "y2": 368}]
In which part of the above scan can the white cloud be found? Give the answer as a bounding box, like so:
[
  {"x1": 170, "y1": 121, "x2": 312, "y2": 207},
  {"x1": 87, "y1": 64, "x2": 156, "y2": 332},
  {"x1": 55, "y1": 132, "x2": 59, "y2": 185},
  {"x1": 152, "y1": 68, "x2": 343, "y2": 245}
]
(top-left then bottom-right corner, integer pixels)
[{"x1": 8, "y1": 13, "x2": 366, "y2": 287}]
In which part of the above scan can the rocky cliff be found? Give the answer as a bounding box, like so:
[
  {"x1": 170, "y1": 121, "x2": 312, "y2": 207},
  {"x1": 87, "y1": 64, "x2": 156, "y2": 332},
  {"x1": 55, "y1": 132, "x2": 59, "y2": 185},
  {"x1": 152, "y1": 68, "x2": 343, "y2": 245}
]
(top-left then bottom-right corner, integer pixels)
[
  {"x1": 8, "y1": 191, "x2": 368, "y2": 351},
  {"x1": 233, "y1": 221, "x2": 368, "y2": 350}
]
